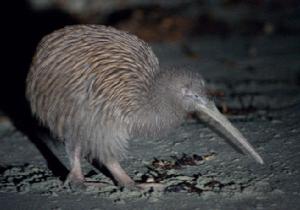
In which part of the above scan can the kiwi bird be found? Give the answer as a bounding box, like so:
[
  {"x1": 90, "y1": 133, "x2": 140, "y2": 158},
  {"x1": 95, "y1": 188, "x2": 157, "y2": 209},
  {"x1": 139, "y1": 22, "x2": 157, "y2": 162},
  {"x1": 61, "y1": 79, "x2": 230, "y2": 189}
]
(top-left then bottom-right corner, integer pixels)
[{"x1": 26, "y1": 25, "x2": 264, "y2": 189}]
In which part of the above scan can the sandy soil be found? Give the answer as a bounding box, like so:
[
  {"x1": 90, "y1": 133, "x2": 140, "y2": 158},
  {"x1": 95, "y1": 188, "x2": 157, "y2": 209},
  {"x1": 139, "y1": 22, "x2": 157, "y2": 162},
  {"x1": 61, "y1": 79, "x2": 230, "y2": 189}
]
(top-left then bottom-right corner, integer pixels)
[{"x1": 1, "y1": 32, "x2": 300, "y2": 210}]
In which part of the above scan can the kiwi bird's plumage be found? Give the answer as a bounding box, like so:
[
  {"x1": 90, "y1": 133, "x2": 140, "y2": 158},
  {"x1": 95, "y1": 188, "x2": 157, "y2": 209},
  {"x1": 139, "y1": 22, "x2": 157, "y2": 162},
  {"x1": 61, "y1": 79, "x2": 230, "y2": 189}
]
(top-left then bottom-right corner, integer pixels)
[
  {"x1": 26, "y1": 25, "x2": 186, "y2": 163},
  {"x1": 26, "y1": 25, "x2": 263, "y2": 188}
]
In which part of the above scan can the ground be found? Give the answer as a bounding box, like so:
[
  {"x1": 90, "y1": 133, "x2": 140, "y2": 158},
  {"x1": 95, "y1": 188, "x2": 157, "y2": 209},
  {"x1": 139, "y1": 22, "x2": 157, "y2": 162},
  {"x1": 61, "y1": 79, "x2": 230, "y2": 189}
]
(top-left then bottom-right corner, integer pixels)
[{"x1": 1, "y1": 32, "x2": 300, "y2": 209}]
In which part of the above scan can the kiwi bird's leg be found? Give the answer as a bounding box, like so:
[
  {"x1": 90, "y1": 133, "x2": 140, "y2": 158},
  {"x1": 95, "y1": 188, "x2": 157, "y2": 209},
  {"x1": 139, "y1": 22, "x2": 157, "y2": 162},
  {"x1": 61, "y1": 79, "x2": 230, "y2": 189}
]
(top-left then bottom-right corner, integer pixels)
[
  {"x1": 195, "y1": 101, "x2": 264, "y2": 164},
  {"x1": 104, "y1": 160, "x2": 135, "y2": 187},
  {"x1": 65, "y1": 143, "x2": 85, "y2": 187},
  {"x1": 65, "y1": 143, "x2": 109, "y2": 188},
  {"x1": 105, "y1": 160, "x2": 165, "y2": 191}
]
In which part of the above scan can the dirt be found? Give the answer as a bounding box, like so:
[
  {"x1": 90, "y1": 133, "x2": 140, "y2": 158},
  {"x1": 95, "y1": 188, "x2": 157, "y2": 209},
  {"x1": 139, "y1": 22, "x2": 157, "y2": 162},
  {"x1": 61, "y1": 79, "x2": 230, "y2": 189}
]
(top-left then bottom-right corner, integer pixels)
[{"x1": 1, "y1": 31, "x2": 300, "y2": 209}]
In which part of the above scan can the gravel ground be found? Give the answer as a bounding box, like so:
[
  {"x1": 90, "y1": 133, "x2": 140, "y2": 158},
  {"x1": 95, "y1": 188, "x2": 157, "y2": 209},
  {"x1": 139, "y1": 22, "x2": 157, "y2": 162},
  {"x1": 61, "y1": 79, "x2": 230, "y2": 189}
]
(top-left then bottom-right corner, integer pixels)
[{"x1": 0, "y1": 32, "x2": 300, "y2": 209}]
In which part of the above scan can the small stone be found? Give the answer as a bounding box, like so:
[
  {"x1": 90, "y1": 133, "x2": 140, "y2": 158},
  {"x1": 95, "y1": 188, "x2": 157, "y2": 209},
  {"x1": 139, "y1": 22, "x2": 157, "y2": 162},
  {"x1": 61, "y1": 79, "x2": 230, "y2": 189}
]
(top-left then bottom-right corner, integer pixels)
[
  {"x1": 146, "y1": 177, "x2": 155, "y2": 183},
  {"x1": 274, "y1": 134, "x2": 280, "y2": 138},
  {"x1": 271, "y1": 119, "x2": 282, "y2": 124},
  {"x1": 272, "y1": 189, "x2": 284, "y2": 195},
  {"x1": 166, "y1": 169, "x2": 179, "y2": 176},
  {"x1": 175, "y1": 175, "x2": 193, "y2": 181},
  {"x1": 148, "y1": 196, "x2": 160, "y2": 202},
  {"x1": 201, "y1": 191, "x2": 216, "y2": 199},
  {"x1": 254, "y1": 181, "x2": 272, "y2": 193},
  {"x1": 51, "y1": 207, "x2": 62, "y2": 210}
]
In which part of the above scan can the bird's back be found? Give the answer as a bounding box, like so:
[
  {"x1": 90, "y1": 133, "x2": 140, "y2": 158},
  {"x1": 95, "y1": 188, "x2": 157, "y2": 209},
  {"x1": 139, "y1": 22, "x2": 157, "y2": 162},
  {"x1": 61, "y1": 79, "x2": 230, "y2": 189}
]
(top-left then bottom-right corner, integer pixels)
[{"x1": 26, "y1": 25, "x2": 159, "y2": 139}]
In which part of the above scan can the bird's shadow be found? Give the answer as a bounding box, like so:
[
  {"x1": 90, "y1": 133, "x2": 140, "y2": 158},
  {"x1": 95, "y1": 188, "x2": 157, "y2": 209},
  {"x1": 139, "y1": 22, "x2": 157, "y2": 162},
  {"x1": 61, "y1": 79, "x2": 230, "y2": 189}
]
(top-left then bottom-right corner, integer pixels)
[{"x1": 1, "y1": 0, "x2": 77, "y2": 180}]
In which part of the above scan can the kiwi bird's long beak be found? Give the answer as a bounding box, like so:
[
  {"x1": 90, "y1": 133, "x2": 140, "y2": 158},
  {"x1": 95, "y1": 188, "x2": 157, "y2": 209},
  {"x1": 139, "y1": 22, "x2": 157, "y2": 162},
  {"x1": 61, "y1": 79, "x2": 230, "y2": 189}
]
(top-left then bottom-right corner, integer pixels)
[{"x1": 195, "y1": 101, "x2": 264, "y2": 164}]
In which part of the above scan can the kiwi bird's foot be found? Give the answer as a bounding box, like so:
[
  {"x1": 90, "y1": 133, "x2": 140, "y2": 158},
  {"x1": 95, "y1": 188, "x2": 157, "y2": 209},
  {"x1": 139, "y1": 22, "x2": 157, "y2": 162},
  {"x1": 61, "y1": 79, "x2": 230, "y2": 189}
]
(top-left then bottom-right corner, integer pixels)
[
  {"x1": 117, "y1": 180, "x2": 165, "y2": 191},
  {"x1": 104, "y1": 160, "x2": 165, "y2": 191},
  {"x1": 64, "y1": 173, "x2": 86, "y2": 191},
  {"x1": 135, "y1": 182, "x2": 165, "y2": 191},
  {"x1": 64, "y1": 168, "x2": 110, "y2": 191},
  {"x1": 64, "y1": 175, "x2": 111, "y2": 191},
  {"x1": 84, "y1": 180, "x2": 111, "y2": 188},
  {"x1": 64, "y1": 175, "x2": 164, "y2": 192}
]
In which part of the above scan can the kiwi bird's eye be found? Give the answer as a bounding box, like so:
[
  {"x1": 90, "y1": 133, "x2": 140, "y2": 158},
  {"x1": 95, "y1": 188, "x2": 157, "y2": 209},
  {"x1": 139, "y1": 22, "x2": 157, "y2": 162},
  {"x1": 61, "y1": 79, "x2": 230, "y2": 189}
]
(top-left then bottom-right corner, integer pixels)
[{"x1": 194, "y1": 94, "x2": 208, "y2": 105}]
